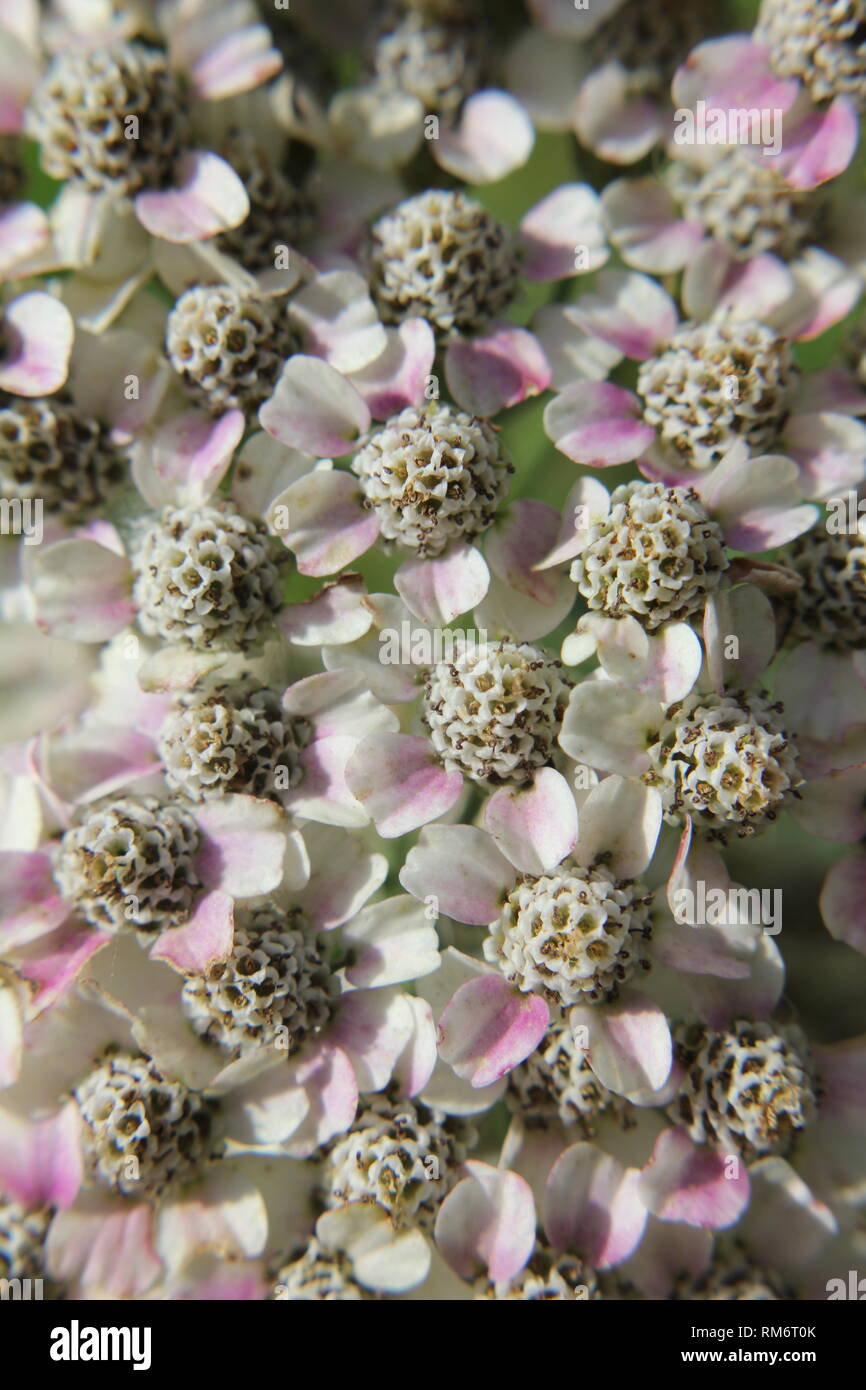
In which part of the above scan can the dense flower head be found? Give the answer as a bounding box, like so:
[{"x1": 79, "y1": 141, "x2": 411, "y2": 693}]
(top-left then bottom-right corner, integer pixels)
[{"x1": 2, "y1": 0, "x2": 866, "y2": 1311}]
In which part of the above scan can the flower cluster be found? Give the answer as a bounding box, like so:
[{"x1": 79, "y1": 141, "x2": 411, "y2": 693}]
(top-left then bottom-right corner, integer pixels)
[{"x1": 0, "y1": 0, "x2": 865, "y2": 1306}]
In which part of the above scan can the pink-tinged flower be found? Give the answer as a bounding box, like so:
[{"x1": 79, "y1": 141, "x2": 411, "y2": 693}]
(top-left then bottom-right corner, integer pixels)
[
  {"x1": 524, "y1": 0, "x2": 723, "y2": 166},
  {"x1": 673, "y1": 34, "x2": 859, "y2": 192},
  {"x1": 0, "y1": 291, "x2": 73, "y2": 397},
  {"x1": 260, "y1": 362, "x2": 576, "y2": 630},
  {"x1": 602, "y1": 166, "x2": 865, "y2": 344},
  {"x1": 398, "y1": 776, "x2": 752, "y2": 1095},
  {"x1": 0, "y1": 774, "x2": 304, "y2": 1010},
  {"x1": 558, "y1": 588, "x2": 807, "y2": 847},
  {"x1": 0, "y1": 985, "x2": 320, "y2": 1297},
  {"x1": 542, "y1": 267, "x2": 866, "y2": 500},
  {"x1": 18, "y1": 0, "x2": 284, "y2": 247}
]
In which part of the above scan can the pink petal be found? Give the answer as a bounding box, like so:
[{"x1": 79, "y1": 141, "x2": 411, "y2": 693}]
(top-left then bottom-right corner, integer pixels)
[
  {"x1": 0, "y1": 849, "x2": 70, "y2": 948},
  {"x1": 345, "y1": 733, "x2": 463, "y2": 838},
  {"x1": 434, "y1": 90, "x2": 534, "y2": 183},
  {"x1": 392, "y1": 996, "x2": 438, "y2": 1097},
  {"x1": 672, "y1": 37, "x2": 798, "y2": 115},
  {"x1": 279, "y1": 1044, "x2": 359, "y2": 1156},
  {"x1": 639, "y1": 1127, "x2": 751, "y2": 1229},
  {"x1": 275, "y1": 470, "x2": 378, "y2": 576},
  {"x1": 545, "y1": 381, "x2": 653, "y2": 466},
  {"x1": 291, "y1": 270, "x2": 386, "y2": 375},
  {"x1": 278, "y1": 574, "x2": 373, "y2": 646},
  {"x1": 0, "y1": 1103, "x2": 83, "y2": 1209},
  {"x1": 0, "y1": 291, "x2": 73, "y2": 396},
  {"x1": 400, "y1": 825, "x2": 514, "y2": 925},
  {"x1": 185, "y1": 24, "x2": 282, "y2": 101},
  {"x1": 445, "y1": 326, "x2": 552, "y2": 416},
  {"x1": 394, "y1": 543, "x2": 489, "y2": 625},
  {"x1": 811, "y1": 1036, "x2": 866, "y2": 1131},
  {"x1": 573, "y1": 990, "x2": 672, "y2": 1095},
  {"x1": 773, "y1": 96, "x2": 859, "y2": 190},
  {"x1": 349, "y1": 319, "x2": 435, "y2": 418},
  {"x1": 574, "y1": 64, "x2": 662, "y2": 165},
  {"x1": 488, "y1": 498, "x2": 573, "y2": 604},
  {"x1": 329, "y1": 987, "x2": 416, "y2": 1092},
  {"x1": 28, "y1": 536, "x2": 132, "y2": 644},
  {"x1": 622, "y1": 1217, "x2": 712, "y2": 1299},
  {"x1": 703, "y1": 586, "x2": 777, "y2": 695},
  {"x1": 435, "y1": 1161, "x2": 536, "y2": 1283},
  {"x1": 150, "y1": 889, "x2": 234, "y2": 974},
  {"x1": 574, "y1": 775, "x2": 662, "y2": 880},
  {"x1": 603, "y1": 178, "x2": 703, "y2": 274},
  {"x1": 195, "y1": 795, "x2": 291, "y2": 898},
  {"x1": 135, "y1": 152, "x2": 249, "y2": 243},
  {"x1": 682, "y1": 242, "x2": 793, "y2": 324},
  {"x1": 47, "y1": 1194, "x2": 161, "y2": 1298},
  {"x1": 21, "y1": 922, "x2": 107, "y2": 1013},
  {"x1": 0, "y1": 201, "x2": 49, "y2": 274},
  {"x1": 790, "y1": 764, "x2": 866, "y2": 844},
  {"x1": 439, "y1": 974, "x2": 549, "y2": 1088},
  {"x1": 820, "y1": 852, "x2": 866, "y2": 955},
  {"x1": 133, "y1": 409, "x2": 244, "y2": 509},
  {"x1": 260, "y1": 355, "x2": 371, "y2": 458},
  {"x1": 569, "y1": 269, "x2": 678, "y2": 359},
  {"x1": 484, "y1": 768, "x2": 578, "y2": 874},
  {"x1": 519, "y1": 184, "x2": 607, "y2": 281},
  {"x1": 544, "y1": 1144, "x2": 647, "y2": 1268}
]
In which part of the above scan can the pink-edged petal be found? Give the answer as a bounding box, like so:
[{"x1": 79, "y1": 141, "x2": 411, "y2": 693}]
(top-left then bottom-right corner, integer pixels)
[
  {"x1": 573, "y1": 990, "x2": 672, "y2": 1095},
  {"x1": 330, "y1": 987, "x2": 417, "y2": 1093},
  {"x1": 544, "y1": 1144, "x2": 647, "y2": 1268},
  {"x1": 317, "y1": 1203, "x2": 431, "y2": 1294},
  {"x1": 184, "y1": 24, "x2": 282, "y2": 101},
  {"x1": 291, "y1": 270, "x2": 386, "y2": 374},
  {"x1": 820, "y1": 851, "x2": 866, "y2": 955},
  {"x1": 590, "y1": 614, "x2": 702, "y2": 702},
  {"x1": 439, "y1": 975, "x2": 548, "y2": 1088},
  {"x1": 602, "y1": 178, "x2": 703, "y2": 274},
  {"x1": 445, "y1": 326, "x2": 551, "y2": 416},
  {"x1": 195, "y1": 795, "x2": 292, "y2": 898},
  {"x1": 672, "y1": 37, "x2": 799, "y2": 116},
  {"x1": 273, "y1": 469, "x2": 378, "y2": 576},
  {"x1": 434, "y1": 89, "x2": 534, "y2": 183},
  {"x1": 772, "y1": 96, "x2": 859, "y2": 190},
  {"x1": 29, "y1": 539, "x2": 133, "y2": 643},
  {"x1": 0, "y1": 201, "x2": 49, "y2": 274},
  {"x1": 278, "y1": 574, "x2": 373, "y2": 646},
  {"x1": 703, "y1": 585, "x2": 776, "y2": 694},
  {"x1": 519, "y1": 184, "x2": 608, "y2": 282},
  {"x1": 775, "y1": 642, "x2": 866, "y2": 751},
  {"x1": 349, "y1": 318, "x2": 434, "y2": 418},
  {"x1": 172, "y1": 1257, "x2": 268, "y2": 1301},
  {"x1": 811, "y1": 1035, "x2": 866, "y2": 1132},
  {"x1": 569, "y1": 268, "x2": 677, "y2": 360},
  {"x1": 343, "y1": 895, "x2": 439, "y2": 988},
  {"x1": 537, "y1": 476, "x2": 611, "y2": 570},
  {"x1": 0, "y1": 291, "x2": 73, "y2": 396},
  {"x1": 573, "y1": 775, "x2": 662, "y2": 879},
  {"x1": 683, "y1": 242, "x2": 793, "y2": 324},
  {"x1": 544, "y1": 380, "x2": 652, "y2": 466},
  {"x1": 0, "y1": 1102, "x2": 83, "y2": 1209},
  {"x1": 344, "y1": 733, "x2": 463, "y2": 838},
  {"x1": 639, "y1": 1127, "x2": 750, "y2": 1229},
  {"x1": 0, "y1": 849, "x2": 70, "y2": 949},
  {"x1": 150, "y1": 889, "x2": 234, "y2": 974},
  {"x1": 132, "y1": 409, "x2": 244, "y2": 509},
  {"x1": 574, "y1": 64, "x2": 662, "y2": 165},
  {"x1": 400, "y1": 825, "x2": 514, "y2": 926},
  {"x1": 260, "y1": 355, "x2": 370, "y2": 458},
  {"x1": 686, "y1": 933, "x2": 784, "y2": 1029},
  {"x1": 394, "y1": 543, "x2": 489, "y2": 625},
  {"x1": 135, "y1": 151, "x2": 249, "y2": 242},
  {"x1": 47, "y1": 1194, "x2": 161, "y2": 1298},
  {"x1": 435, "y1": 1161, "x2": 536, "y2": 1283},
  {"x1": 21, "y1": 922, "x2": 107, "y2": 1014},
  {"x1": 775, "y1": 251, "x2": 863, "y2": 343},
  {"x1": 785, "y1": 411, "x2": 866, "y2": 501},
  {"x1": 483, "y1": 768, "x2": 578, "y2": 875},
  {"x1": 486, "y1": 498, "x2": 569, "y2": 605}
]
